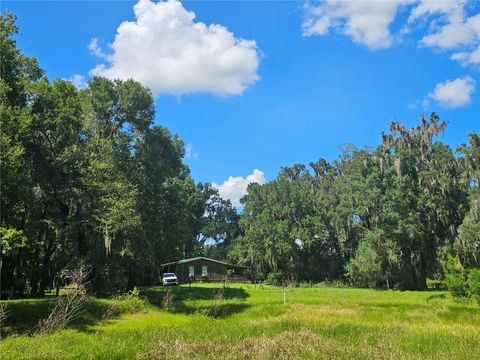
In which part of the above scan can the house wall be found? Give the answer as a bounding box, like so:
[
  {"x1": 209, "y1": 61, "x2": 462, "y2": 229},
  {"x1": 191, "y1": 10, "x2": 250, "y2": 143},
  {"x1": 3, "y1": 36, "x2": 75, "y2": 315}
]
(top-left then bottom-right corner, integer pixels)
[{"x1": 175, "y1": 259, "x2": 227, "y2": 283}]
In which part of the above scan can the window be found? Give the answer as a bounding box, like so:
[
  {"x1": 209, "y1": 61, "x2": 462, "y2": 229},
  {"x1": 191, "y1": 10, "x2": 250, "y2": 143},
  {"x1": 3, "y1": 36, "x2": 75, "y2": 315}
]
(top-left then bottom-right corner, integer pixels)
[
  {"x1": 189, "y1": 265, "x2": 194, "y2": 277},
  {"x1": 202, "y1": 265, "x2": 208, "y2": 276}
]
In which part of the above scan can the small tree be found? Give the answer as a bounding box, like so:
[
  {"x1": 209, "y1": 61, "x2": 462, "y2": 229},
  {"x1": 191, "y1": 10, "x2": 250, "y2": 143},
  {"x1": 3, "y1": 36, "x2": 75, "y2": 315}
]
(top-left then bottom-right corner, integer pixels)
[
  {"x1": 467, "y1": 268, "x2": 480, "y2": 305},
  {"x1": 445, "y1": 256, "x2": 469, "y2": 300},
  {"x1": 346, "y1": 229, "x2": 400, "y2": 288},
  {"x1": 265, "y1": 271, "x2": 285, "y2": 286},
  {"x1": 0, "y1": 228, "x2": 26, "y2": 299}
]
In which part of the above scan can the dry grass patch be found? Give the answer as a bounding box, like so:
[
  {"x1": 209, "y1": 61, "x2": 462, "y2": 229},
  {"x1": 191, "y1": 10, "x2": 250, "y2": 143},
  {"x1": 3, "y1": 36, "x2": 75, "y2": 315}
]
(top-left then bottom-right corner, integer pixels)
[
  {"x1": 137, "y1": 328, "x2": 421, "y2": 360},
  {"x1": 244, "y1": 304, "x2": 356, "y2": 328},
  {"x1": 138, "y1": 329, "x2": 337, "y2": 360}
]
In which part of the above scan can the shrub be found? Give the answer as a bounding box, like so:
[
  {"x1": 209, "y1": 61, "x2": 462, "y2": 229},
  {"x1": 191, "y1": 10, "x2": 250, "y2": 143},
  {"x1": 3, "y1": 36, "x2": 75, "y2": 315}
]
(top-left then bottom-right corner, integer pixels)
[
  {"x1": 320, "y1": 280, "x2": 349, "y2": 288},
  {"x1": 264, "y1": 271, "x2": 285, "y2": 286},
  {"x1": 299, "y1": 281, "x2": 313, "y2": 288},
  {"x1": 426, "y1": 279, "x2": 446, "y2": 290},
  {"x1": 344, "y1": 230, "x2": 399, "y2": 289},
  {"x1": 445, "y1": 256, "x2": 469, "y2": 300},
  {"x1": 468, "y1": 268, "x2": 480, "y2": 305},
  {"x1": 104, "y1": 287, "x2": 147, "y2": 319}
]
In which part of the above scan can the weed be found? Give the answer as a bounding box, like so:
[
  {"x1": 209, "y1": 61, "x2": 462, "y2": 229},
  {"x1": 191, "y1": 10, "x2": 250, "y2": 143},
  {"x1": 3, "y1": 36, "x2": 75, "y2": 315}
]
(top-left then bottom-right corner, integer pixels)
[
  {"x1": 208, "y1": 289, "x2": 224, "y2": 318},
  {"x1": 0, "y1": 302, "x2": 10, "y2": 337},
  {"x1": 162, "y1": 289, "x2": 175, "y2": 309},
  {"x1": 36, "y1": 263, "x2": 90, "y2": 334}
]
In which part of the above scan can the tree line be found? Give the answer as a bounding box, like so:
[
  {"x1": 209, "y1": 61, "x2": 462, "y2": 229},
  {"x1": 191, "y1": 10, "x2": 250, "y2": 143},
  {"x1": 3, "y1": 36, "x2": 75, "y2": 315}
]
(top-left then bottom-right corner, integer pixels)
[
  {"x1": 1, "y1": 13, "x2": 479, "y2": 296},
  {"x1": 229, "y1": 116, "x2": 479, "y2": 290},
  {"x1": 0, "y1": 13, "x2": 238, "y2": 298}
]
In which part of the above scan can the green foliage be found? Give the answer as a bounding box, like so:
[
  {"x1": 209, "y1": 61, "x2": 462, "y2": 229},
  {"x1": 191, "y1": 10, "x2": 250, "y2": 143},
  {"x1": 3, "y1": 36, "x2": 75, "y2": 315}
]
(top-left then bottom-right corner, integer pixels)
[
  {"x1": 467, "y1": 268, "x2": 480, "y2": 305},
  {"x1": 444, "y1": 255, "x2": 480, "y2": 306},
  {"x1": 1, "y1": 12, "x2": 479, "y2": 296},
  {"x1": 0, "y1": 13, "x2": 237, "y2": 298},
  {"x1": 0, "y1": 228, "x2": 26, "y2": 255},
  {"x1": 231, "y1": 115, "x2": 473, "y2": 290},
  {"x1": 426, "y1": 279, "x2": 446, "y2": 290},
  {"x1": 346, "y1": 229, "x2": 400, "y2": 288},
  {"x1": 445, "y1": 256, "x2": 469, "y2": 300},
  {"x1": 346, "y1": 238, "x2": 382, "y2": 288},
  {"x1": 107, "y1": 288, "x2": 147, "y2": 317},
  {"x1": 455, "y1": 189, "x2": 480, "y2": 268},
  {"x1": 264, "y1": 271, "x2": 285, "y2": 286}
]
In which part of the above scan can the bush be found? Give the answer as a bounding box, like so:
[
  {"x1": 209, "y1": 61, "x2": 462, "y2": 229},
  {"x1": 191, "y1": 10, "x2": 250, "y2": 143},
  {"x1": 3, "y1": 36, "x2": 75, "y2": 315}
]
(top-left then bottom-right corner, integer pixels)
[
  {"x1": 444, "y1": 256, "x2": 480, "y2": 305},
  {"x1": 468, "y1": 268, "x2": 480, "y2": 305},
  {"x1": 299, "y1": 281, "x2": 313, "y2": 288},
  {"x1": 104, "y1": 288, "x2": 147, "y2": 319},
  {"x1": 264, "y1": 271, "x2": 285, "y2": 286},
  {"x1": 445, "y1": 256, "x2": 469, "y2": 300},
  {"x1": 319, "y1": 280, "x2": 349, "y2": 288},
  {"x1": 426, "y1": 279, "x2": 446, "y2": 290}
]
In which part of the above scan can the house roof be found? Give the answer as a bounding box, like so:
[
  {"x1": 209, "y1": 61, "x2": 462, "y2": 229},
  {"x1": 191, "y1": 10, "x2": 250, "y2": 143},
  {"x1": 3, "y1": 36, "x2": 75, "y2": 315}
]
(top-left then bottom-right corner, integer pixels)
[{"x1": 160, "y1": 256, "x2": 247, "y2": 269}]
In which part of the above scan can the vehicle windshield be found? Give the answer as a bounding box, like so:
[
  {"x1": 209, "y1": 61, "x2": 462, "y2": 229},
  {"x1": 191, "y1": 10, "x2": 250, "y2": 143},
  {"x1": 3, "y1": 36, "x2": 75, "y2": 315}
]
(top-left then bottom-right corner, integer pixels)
[{"x1": 163, "y1": 273, "x2": 176, "y2": 277}]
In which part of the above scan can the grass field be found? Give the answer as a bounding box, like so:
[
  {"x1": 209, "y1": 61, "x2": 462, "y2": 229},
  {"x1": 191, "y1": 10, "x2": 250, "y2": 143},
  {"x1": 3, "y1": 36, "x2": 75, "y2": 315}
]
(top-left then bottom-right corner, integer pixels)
[{"x1": 1, "y1": 284, "x2": 480, "y2": 359}]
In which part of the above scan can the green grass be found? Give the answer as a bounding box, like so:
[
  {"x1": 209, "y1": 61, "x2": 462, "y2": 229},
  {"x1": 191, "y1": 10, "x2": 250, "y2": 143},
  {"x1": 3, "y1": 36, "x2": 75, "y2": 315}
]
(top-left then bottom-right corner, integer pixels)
[{"x1": 1, "y1": 284, "x2": 480, "y2": 359}]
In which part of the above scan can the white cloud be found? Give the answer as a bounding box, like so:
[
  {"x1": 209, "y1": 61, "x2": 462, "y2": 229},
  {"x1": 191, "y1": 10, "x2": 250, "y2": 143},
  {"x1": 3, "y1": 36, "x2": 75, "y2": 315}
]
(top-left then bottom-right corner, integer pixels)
[
  {"x1": 212, "y1": 169, "x2": 265, "y2": 207},
  {"x1": 89, "y1": 0, "x2": 260, "y2": 96},
  {"x1": 407, "y1": 1, "x2": 480, "y2": 65},
  {"x1": 303, "y1": 1, "x2": 480, "y2": 68},
  {"x1": 302, "y1": 1, "x2": 412, "y2": 50},
  {"x1": 184, "y1": 144, "x2": 198, "y2": 160},
  {"x1": 408, "y1": 0, "x2": 465, "y2": 23},
  {"x1": 419, "y1": 9, "x2": 477, "y2": 50},
  {"x1": 452, "y1": 46, "x2": 480, "y2": 66},
  {"x1": 69, "y1": 74, "x2": 88, "y2": 89},
  {"x1": 88, "y1": 38, "x2": 110, "y2": 61},
  {"x1": 425, "y1": 75, "x2": 476, "y2": 108}
]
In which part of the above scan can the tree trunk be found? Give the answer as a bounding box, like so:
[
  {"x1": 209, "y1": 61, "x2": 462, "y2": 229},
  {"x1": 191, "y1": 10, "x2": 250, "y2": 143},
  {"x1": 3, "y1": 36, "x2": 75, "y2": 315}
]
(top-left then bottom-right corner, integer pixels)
[
  {"x1": 39, "y1": 239, "x2": 55, "y2": 296},
  {"x1": 418, "y1": 253, "x2": 427, "y2": 290},
  {"x1": 127, "y1": 262, "x2": 135, "y2": 291},
  {"x1": 405, "y1": 255, "x2": 418, "y2": 290},
  {"x1": 0, "y1": 252, "x2": 3, "y2": 300}
]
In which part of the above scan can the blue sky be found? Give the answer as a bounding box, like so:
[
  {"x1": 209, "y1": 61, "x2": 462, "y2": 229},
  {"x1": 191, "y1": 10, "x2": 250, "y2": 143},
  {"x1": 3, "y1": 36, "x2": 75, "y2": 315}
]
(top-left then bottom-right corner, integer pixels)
[{"x1": 5, "y1": 0, "x2": 479, "y2": 205}]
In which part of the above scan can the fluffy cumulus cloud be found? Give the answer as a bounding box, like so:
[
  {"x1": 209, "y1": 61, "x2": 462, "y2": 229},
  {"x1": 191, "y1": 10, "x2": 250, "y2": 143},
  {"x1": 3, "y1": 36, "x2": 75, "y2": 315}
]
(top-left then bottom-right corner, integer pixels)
[
  {"x1": 303, "y1": 0, "x2": 480, "y2": 65},
  {"x1": 89, "y1": 0, "x2": 260, "y2": 96},
  {"x1": 411, "y1": 1, "x2": 480, "y2": 63},
  {"x1": 302, "y1": 0, "x2": 412, "y2": 50},
  {"x1": 212, "y1": 169, "x2": 266, "y2": 207},
  {"x1": 425, "y1": 76, "x2": 476, "y2": 108}
]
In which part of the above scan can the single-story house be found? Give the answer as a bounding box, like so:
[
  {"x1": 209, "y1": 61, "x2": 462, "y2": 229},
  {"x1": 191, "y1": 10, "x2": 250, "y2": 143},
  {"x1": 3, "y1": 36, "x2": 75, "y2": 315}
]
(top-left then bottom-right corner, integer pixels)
[{"x1": 159, "y1": 257, "x2": 247, "y2": 283}]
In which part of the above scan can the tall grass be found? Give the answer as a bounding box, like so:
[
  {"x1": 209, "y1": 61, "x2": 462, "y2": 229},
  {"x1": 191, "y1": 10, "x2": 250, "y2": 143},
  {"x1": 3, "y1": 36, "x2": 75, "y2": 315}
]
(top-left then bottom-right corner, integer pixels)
[{"x1": 1, "y1": 285, "x2": 480, "y2": 359}]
